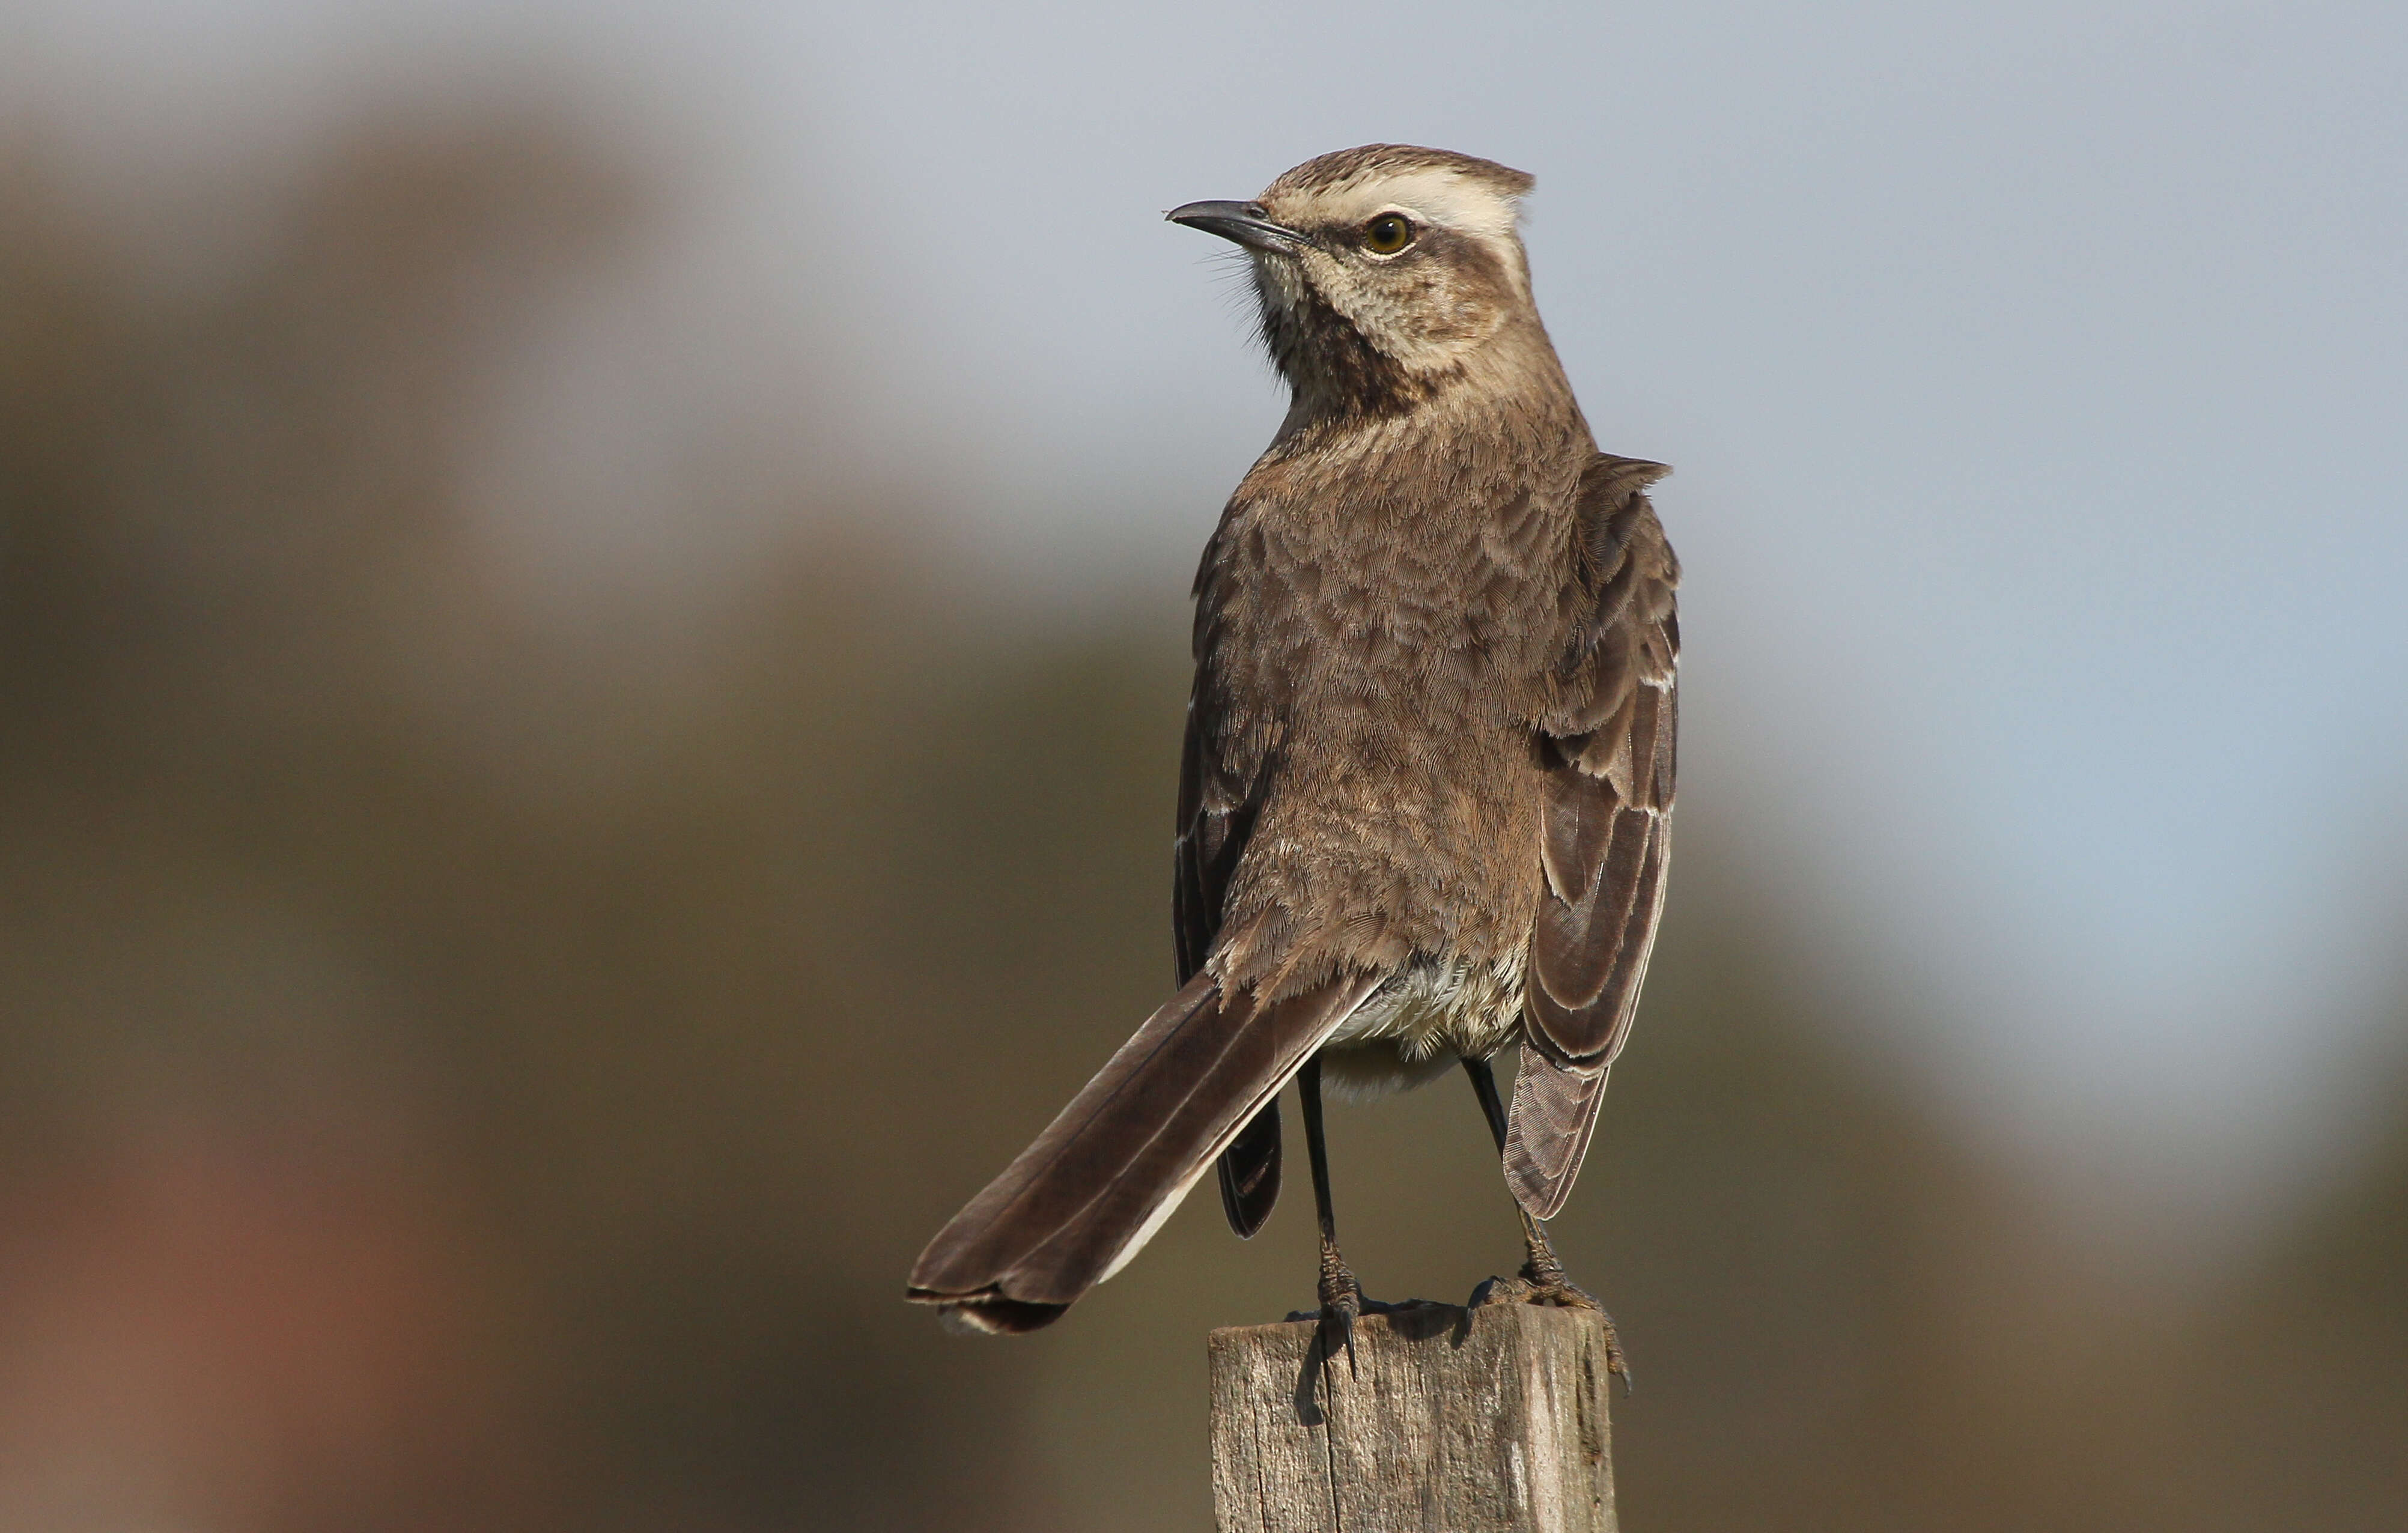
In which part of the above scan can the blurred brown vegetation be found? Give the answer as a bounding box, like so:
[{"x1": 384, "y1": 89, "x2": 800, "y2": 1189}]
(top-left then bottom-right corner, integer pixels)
[{"x1": 1, "y1": 113, "x2": 2401, "y2": 1532}]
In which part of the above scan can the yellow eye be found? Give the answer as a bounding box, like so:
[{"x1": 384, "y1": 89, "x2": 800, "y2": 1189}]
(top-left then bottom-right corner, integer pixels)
[{"x1": 1363, "y1": 213, "x2": 1414, "y2": 254}]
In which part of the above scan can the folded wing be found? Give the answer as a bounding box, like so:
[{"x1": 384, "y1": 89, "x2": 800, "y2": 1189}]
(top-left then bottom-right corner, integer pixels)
[
  {"x1": 1175, "y1": 534, "x2": 1286, "y2": 1240},
  {"x1": 1505, "y1": 455, "x2": 1680, "y2": 1220}
]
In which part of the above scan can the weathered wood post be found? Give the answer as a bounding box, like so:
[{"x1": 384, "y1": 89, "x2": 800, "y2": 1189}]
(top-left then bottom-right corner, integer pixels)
[{"x1": 1208, "y1": 1302, "x2": 1617, "y2": 1532}]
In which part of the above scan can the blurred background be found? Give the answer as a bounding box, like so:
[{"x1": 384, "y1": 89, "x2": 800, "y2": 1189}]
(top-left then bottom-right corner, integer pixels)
[{"x1": 2, "y1": 1, "x2": 2403, "y2": 1528}]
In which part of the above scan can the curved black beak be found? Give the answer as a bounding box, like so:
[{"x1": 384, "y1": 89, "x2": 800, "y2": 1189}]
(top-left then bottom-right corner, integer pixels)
[{"x1": 1166, "y1": 200, "x2": 1312, "y2": 255}]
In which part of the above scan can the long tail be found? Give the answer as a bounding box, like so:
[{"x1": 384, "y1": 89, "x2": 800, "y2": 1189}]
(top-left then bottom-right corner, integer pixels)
[{"x1": 907, "y1": 970, "x2": 1381, "y2": 1333}]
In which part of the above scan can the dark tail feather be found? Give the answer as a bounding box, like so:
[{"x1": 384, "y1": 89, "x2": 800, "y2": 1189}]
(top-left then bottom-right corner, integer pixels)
[
  {"x1": 1503, "y1": 1054, "x2": 1610, "y2": 1221},
  {"x1": 1215, "y1": 1102, "x2": 1282, "y2": 1237},
  {"x1": 907, "y1": 970, "x2": 1380, "y2": 1332}
]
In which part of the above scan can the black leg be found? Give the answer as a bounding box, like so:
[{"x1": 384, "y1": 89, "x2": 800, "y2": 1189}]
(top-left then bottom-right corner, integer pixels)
[
  {"x1": 1299, "y1": 1057, "x2": 1363, "y2": 1363},
  {"x1": 1464, "y1": 1055, "x2": 1564, "y2": 1275},
  {"x1": 1465, "y1": 1052, "x2": 1512, "y2": 1152},
  {"x1": 1464, "y1": 1055, "x2": 1631, "y2": 1389}
]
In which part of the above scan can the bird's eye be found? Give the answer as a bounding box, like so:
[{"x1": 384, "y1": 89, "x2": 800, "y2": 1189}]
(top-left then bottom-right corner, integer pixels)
[{"x1": 1363, "y1": 213, "x2": 1414, "y2": 255}]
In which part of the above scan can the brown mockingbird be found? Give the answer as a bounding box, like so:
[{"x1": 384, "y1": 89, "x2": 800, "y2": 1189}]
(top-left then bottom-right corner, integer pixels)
[{"x1": 907, "y1": 146, "x2": 1677, "y2": 1365}]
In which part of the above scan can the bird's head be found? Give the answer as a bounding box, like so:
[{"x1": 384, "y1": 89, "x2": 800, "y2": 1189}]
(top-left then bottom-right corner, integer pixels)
[{"x1": 1169, "y1": 144, "x2": 1546, "y2": 417}]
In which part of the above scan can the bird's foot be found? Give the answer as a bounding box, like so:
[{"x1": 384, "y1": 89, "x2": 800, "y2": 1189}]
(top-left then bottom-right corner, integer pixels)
[
  {"x1": 1471, "y1": 1270, "x2": 1596, "y2": 1308},
  {"x1": 1471, "y1": 1270, "x2": 1632, "y2": 1392},
  {"x1": 1281, "y1": 1290, "x2": 1415, "y2": 1322},
  {"x1": 1316, "y1": 1234, "x2": 1364, "y2": 1368},
  {"x1": 1285, "y1": 1236, "x2": 1377, "y2": 1370}
]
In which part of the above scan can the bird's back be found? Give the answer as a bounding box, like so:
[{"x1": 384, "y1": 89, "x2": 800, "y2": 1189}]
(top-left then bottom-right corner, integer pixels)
[{"x1": 1189, "y1": 392, "x2": 1599, "y2": 1005}]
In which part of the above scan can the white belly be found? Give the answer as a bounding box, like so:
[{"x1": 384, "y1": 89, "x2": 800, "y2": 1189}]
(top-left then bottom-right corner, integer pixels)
[{"x1": 1319, "y1": 951, "x2": 1527, "y2": 1100}]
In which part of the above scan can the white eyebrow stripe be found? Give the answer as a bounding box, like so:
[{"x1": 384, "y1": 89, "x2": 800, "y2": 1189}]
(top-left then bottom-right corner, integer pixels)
[{"x1": 1312, "y1": 169, "x2": 1523, "y2": 244}]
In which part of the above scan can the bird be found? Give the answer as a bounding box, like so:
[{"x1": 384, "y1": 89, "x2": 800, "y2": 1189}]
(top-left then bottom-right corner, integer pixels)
[{"x1": 907, "y1": 145, "x2": 1677, "y2": 1371}]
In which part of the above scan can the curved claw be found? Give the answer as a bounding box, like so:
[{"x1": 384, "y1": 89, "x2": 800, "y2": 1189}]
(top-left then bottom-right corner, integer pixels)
[
  {"x1": 1316, "y1": 1238, "x2": 1363, "y2": 1373},
  {"x1": 1319, "y1": 1289, "x2": 1360, "y2": 1373}
]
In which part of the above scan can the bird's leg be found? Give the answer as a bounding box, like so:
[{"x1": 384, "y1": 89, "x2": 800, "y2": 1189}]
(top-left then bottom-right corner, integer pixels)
[
  {"x1": 1463, "y1": 1055, "x2": 1577, "y2": 1286},
  {"x1": 1463, "y1": 1055, "x2": 1630, "y2": 1389},
  {"x1": 1298, "y1": 1057, "x2": 1366, "y2": 1365}
]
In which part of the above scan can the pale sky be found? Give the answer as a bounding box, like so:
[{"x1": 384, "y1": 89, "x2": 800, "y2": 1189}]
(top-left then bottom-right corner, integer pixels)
[{"x1": 12, "y1": 0, "x2": 2407, "y2": 1230}]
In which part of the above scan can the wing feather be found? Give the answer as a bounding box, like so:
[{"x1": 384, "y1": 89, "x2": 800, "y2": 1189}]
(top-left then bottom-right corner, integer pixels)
[
  {"x1": 1505, "y1": 454, "x2": 1680, "y2": 1220},
  {"x1": 1175, "y1": 559, "x2": 1285, "y2": 1237}
]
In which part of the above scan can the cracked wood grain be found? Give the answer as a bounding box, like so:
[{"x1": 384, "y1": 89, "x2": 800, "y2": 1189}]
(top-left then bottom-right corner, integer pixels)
[{"x1": 1209, "y1": 1303, "x2": 1616, "y2": 1533}]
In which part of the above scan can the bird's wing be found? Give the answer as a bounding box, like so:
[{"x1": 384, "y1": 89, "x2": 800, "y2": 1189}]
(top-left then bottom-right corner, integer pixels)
[
  {"x1": 1505, "y1": 455, "x2": 1680, "y2": 1220},
  {"x1": 1173, "y1": 556, "x2": 1285, "y2": 1237},
  {"x1": 1172, "y1": 675, "x2": 1257, "y2": 988}
]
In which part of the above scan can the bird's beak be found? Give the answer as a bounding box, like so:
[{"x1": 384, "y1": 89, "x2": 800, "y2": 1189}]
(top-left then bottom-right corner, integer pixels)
[{"x1": 1166, "y1": 200, "x2": 1312, "y2": 255}]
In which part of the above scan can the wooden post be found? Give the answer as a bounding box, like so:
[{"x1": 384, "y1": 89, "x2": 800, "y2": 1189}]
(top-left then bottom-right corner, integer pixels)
[{"x1": 1208, "y1": 1302, "x2": 1617, "y2": 1533}]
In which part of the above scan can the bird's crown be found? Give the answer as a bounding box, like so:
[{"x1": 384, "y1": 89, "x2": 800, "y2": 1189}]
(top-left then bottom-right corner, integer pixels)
[{"x1": 1256, "y1": 144, "x2": 1535, "y2": 254}]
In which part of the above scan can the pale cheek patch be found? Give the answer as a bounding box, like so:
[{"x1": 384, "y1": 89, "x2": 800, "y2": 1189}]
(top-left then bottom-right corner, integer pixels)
[
  {"x1": 1256, "y1": 253, "x2": 1458, "y2": 374},
  {"x1": 1307, "y1": 254, "x2": 1496, "y2": 372},
  {"x1": 1310, "y1": 253, "x2": 1408, "y2": 332}
]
